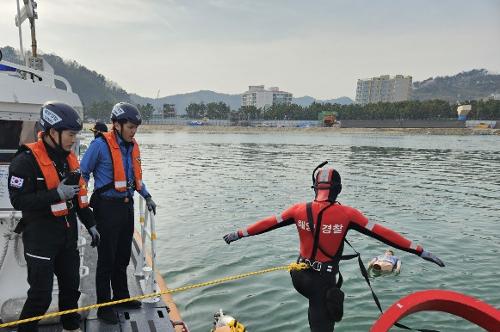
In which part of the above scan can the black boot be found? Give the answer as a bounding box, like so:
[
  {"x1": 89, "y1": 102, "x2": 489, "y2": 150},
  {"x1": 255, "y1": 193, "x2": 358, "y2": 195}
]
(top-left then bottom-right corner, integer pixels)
[{"x1": 97, "y1": 307, "x2": 118, "y2": 324}]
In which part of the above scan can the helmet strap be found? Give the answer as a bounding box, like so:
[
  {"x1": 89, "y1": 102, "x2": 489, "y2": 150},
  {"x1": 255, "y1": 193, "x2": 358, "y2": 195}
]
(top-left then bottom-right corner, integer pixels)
[
  {"x1": 114, "y1": 123, "x2": 131, "y2": 146},
  {"x1": 58, "y1": 131, "x2": 63, "y2": 150},
  {"x1": 46, "y1": 130, "x2": 58, "y2": 147},
  {"x1": 116, "y1": 122, "x2": 124, "y2": 138},
  {"x1": 45, "y1": 130, "x2": 69, "y2": 156}
]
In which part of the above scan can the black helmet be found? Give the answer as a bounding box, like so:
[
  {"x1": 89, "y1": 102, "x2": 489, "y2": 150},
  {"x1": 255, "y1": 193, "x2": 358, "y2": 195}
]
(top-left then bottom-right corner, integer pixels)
[
  {"x1": 311, "y1": 161, "x2": 342, "y2": 202},
  {"x1": 90, "y1": 121, "x2": 108, "y2": 133},
  {"x1": 110, "y1": 102, "x2": 142, "y2": 125},
  {"x1": 39, "y1": 101, "x2": 83, "y2": 132}
]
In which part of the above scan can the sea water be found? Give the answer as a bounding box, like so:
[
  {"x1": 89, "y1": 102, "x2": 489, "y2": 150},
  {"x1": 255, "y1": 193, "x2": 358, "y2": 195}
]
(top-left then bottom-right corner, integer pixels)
[{"x1": 131, "y1": 131, "x2": 499, "y2": 331}]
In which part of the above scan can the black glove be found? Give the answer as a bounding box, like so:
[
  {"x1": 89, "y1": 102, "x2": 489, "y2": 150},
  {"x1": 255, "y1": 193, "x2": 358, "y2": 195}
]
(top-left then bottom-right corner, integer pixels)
[
  {"x1": 89, "y1": 226, "x2": 100, "y2": 248},
  {"x1": 57, "y1": 178, "x2": 80, "y2": 201},
  {"x1": 223, "y1": 231, "x2": 240, "y2": 244},
  {"x1": 420, "y1": 250, "x2": 445, "y2": 267},
  {"x1": 145, "y1": 197, "x2": 157, "y2": 215}
]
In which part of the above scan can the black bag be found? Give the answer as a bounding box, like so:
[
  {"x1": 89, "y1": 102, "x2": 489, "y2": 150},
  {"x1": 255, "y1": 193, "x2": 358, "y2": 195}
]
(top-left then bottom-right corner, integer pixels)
[{"x1": 325, "y1": 286, "x2": 344, "y2": 322}]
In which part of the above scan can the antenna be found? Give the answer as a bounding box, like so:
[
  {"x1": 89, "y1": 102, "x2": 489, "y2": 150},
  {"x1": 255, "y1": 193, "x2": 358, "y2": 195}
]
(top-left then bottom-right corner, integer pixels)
[
  {"x1": 15, "y1": 0, "x2": 26, "y2": 63},
  {"x1": 15, "y1": 0, "x2": 40, "y2": 68}
]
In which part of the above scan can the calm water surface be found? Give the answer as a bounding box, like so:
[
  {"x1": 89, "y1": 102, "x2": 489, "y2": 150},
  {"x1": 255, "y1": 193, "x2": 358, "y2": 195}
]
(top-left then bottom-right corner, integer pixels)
[{"x1": 120, "y1": 131, "x2": 499, "y2": 331}]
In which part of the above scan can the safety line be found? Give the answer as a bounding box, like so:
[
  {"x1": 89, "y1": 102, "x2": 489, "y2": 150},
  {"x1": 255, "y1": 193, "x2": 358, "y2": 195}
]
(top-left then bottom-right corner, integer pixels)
[{"x1": 0, "y1": 262, "x2": 308, "y2": 328}]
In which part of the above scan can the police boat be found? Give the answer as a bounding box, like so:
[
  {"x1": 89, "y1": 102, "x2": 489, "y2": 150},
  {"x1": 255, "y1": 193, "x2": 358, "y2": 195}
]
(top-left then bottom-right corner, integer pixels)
[{"x1": 0, "y1": 1, "x2": 188, "y2": 331}]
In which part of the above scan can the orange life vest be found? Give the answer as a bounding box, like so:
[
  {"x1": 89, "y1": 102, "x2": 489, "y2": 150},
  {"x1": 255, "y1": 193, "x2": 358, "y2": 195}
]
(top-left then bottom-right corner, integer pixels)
[
  {"x1": 25, "y1": 140, "x2": 89, "y2": 217},
  {"x1": 101, "y1": 131, "x2": 142, "y2": 192}
]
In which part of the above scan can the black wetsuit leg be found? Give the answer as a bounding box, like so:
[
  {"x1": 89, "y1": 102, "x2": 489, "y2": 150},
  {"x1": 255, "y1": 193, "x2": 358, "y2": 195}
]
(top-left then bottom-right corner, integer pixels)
[{"x1": 290, "y1": 269, "x2": 337, "y2": 332}]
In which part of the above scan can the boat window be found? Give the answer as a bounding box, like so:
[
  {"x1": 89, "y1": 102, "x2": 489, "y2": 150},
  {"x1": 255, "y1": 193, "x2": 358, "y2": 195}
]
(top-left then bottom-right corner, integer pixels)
[{"x1": 0, "y1": 120, "x2": 37, "y2": 163}]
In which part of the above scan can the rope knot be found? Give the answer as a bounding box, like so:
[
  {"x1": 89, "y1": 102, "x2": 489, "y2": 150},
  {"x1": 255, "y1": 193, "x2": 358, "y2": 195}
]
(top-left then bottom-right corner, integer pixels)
[{"x1": 287, "y1": 262, "x2": 309, "y2": 272}]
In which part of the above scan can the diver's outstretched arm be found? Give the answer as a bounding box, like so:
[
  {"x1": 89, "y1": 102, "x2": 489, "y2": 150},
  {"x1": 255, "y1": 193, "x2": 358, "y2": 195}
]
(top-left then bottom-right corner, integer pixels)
[
  {"x1": 345, "y1": 207, "x2": 445, "y2": 267},
  {"x1": 222, "y1": 205, "x2": 298, "y2": 244}
]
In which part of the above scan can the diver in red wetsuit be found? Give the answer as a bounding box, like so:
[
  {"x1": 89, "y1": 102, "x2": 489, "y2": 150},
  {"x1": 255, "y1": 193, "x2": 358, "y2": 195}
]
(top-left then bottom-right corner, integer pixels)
[{"x1": 223, "y1": 162, "x2": 445, "y2": 332}]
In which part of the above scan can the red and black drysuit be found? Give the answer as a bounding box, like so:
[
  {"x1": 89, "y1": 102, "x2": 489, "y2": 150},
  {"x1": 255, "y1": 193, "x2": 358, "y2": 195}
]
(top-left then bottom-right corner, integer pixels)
[{"x1": 235, "y1": 201, "x2": 424, "y2": 332}]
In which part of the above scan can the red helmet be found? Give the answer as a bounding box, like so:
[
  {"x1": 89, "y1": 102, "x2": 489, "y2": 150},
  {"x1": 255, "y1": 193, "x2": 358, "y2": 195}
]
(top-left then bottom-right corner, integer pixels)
[{"x1": 312, "y1": 162, "x2": 342, "y2": 202}]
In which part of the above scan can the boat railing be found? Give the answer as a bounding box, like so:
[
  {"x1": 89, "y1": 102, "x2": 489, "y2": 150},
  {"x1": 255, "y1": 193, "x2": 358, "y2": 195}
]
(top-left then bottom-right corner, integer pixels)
[
  {"x1": 135, "y1": 196, "x2": 160, "y2": 303},
  {"x1": 0, "y1": 59, "x2": 75, "y2": 93}
]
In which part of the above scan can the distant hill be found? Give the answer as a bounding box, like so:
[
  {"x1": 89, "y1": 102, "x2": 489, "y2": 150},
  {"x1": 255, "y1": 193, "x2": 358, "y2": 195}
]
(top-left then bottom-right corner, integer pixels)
[
  {"x1": 42, "y1": 53, "x2": 130, "y2": 106},
  {"x1": 1, "y1": 46, "x2": 23, "y2": 64},
  {"x1": 293, "y1": 96, "x2": 353, "y2": 107},
  {"x1": 131, "y1": 93, "x2": 354, "y2": 114},
  {"x1": 412, "y1": 69, "x2": 500, "y2": 102},
  {"x1": 1, "y1": 46, "x2": 130, "y2": 107},
  {"x1": 130, "y1": 90, "x2": 242, "y2": 114}
]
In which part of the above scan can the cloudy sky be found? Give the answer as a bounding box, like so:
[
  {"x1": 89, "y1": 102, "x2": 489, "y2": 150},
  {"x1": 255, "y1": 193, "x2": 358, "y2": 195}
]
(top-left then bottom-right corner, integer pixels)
[{"x1": 1, "y1": 0, "x2": 499, "y2": 99}]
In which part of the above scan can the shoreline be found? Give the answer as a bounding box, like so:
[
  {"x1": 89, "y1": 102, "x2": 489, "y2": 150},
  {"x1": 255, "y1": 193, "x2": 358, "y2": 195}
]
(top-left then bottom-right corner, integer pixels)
[
  {"x1": 84, "y1": 123, "x2": 500, "y2": 136},
  {"x1": 126, "y1": 125, "x2": 500, "y2": 136}
]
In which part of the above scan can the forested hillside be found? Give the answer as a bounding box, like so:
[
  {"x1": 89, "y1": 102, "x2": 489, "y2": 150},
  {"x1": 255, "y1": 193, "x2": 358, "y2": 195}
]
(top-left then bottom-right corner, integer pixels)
[
  {"x1": 1, "y1": 46, "x2": 130, "y2": 107},
  {"x1": 413, "y1": 69, "x2": 500, "y2": 102}
]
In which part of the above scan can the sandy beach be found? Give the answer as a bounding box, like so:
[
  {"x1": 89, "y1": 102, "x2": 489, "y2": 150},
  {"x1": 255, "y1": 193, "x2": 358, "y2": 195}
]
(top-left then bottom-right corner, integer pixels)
[{"x1": 84, "y1": 123, "x2": 500, "y2": 136}]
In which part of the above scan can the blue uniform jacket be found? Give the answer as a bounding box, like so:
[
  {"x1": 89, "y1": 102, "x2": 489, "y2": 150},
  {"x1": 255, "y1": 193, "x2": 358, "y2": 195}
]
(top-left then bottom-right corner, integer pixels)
[{"x1": 80, "y1": 134, "x2": 150, "y2": 199}]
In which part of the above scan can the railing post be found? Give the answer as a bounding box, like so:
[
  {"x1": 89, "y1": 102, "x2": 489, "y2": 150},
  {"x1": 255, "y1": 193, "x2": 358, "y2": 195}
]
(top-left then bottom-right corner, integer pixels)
[
  {"x1": 134, "y1": 196, "x2": 146, "y2": 277},
  {"x1": 141, "y1": 208, "x2": 160, "y2": 303}
]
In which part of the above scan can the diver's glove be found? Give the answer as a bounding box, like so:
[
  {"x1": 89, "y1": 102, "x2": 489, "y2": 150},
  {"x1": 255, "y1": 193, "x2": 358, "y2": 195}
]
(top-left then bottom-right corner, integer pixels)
[
  {"x1": 223, "y1": 231, "x2": 240, "y2": 244},
  {"x1": 420, "y1": 250, "x2": 445, "y2": 267},
  {"x1": 88, "y1": 226, "x2": 100, "y2": 248},
  {"x1": 57, "y1": 178, "x2": 80, "y2": 201},
  {"x1": 145, "y1": 196, "x2": 157, "y2": 215}
]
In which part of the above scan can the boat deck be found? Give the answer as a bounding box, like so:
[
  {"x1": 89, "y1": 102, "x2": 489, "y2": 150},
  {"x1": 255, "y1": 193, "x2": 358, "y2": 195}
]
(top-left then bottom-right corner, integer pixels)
[{"x1": 1, "y1": 231, "x2": 177, "y2": 332}]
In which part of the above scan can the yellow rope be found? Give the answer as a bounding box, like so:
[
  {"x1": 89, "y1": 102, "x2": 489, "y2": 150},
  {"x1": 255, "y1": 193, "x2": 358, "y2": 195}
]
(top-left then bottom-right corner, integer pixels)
[{"x1": 0, "y1": 262, "x2": 308, "y2": 328}]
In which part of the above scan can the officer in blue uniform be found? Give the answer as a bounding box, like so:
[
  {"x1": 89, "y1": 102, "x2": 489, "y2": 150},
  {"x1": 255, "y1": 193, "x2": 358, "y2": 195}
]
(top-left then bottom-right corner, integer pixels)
[{"x1": 80, "y1": 102, "x2": 156, "y2": 324}]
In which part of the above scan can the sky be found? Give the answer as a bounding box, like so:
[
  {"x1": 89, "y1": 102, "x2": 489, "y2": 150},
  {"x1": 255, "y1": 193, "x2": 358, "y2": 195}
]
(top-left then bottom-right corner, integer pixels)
[{"x1": 1, "y1": 0, "x2": 499, "y2": 99}]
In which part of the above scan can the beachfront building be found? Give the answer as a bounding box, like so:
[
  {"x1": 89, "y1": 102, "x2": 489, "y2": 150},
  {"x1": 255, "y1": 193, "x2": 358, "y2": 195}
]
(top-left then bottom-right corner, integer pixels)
[
  {"x1": 241, "y1": 85, "x2": 293, "y2": 109},
  {"x1": 355, "y1": 75, "x2": 412, "y2": 105}
]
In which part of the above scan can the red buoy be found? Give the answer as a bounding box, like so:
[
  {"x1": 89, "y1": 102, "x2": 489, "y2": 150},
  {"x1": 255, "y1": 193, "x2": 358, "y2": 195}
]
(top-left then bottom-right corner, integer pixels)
[{"x1": 370, "y1": 290, "x2": 500, "y2": 332}]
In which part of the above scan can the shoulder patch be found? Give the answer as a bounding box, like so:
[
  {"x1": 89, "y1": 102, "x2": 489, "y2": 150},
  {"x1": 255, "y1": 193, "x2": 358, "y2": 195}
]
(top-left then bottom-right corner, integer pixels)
[{"x1": 9, "y1": 175, "x2": 24, "y2": 188}]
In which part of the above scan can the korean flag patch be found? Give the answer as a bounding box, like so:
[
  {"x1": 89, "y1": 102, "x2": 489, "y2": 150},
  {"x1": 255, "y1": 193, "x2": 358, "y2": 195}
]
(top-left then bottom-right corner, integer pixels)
[{"x1": 10, "y1": 176, "x2": 24, "y2": 189}]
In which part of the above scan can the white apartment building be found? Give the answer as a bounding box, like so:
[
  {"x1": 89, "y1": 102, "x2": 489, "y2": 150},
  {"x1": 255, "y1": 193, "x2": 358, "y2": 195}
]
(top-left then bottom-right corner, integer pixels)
[
  {"x1": 355, "y1": 75, "x2": 412, "y2": 105},
  {"x1": 241, "y1": 85, "x2": 293, "y2": 109}
]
